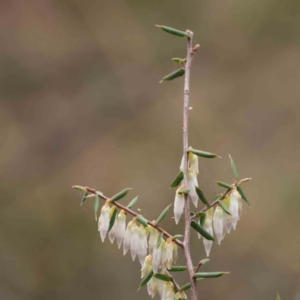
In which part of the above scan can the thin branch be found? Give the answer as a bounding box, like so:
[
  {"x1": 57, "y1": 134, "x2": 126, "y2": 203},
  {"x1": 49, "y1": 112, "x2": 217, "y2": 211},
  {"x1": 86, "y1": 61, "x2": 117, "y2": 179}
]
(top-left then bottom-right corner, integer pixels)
[
  {"x1": 181, "y1": 30, "x2": 199, "y2": 300},
  {"x1": 84, "y1": 186, "x2": 184, "y2": 248}
]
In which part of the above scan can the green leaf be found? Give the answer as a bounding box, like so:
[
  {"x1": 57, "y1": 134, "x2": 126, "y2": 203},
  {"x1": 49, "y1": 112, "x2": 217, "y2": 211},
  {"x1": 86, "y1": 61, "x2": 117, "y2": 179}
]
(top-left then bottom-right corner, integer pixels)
[
  {"x1": 173, "y1": 234, "x2": 184, "y2": 240},
  {"x1": 111, "y1": 188, "x2": 131, "y2": 202},
  {"x1": 127, "y1": 196, "x2": 138, "y2": 209},
  {"x1": 94, "y1": 195, "x2": 100, "y2": 221},
  {"x1": 160, "y1": 68, "x2": 185, "y2": 83},
  {"x1": 195, "y1": 186, "x2": 209, "y2": 205},
  {"x1": 72, "y1": 185, "x2": 87, "y2": 192},
  {"x1": 81, "y1": 191, "x2": 88, "y2": 205},
  {"x1": 218, "y1": 200, "x2": 231, "y2": 215},
  {"x1": 139, "y1": 270, "x2": 153, "y2": 288},
  {"x1": 190, "y1": 211, "x2": 196, "y2": 217},
  {"x1": 193, "y1": 272, "x2": 228, "y2": 278},
  {"x1": 172, "y1": 57, "x2": 187, "y2": 63},
  {"x1": 137, "y1": 215, "x2": 148, "y2": 227},
  {"x1": 237, "y1": 186, "x2": 250, "y2": 206},
  {"x1": 200, "y1": 258, "x2": 210, "y2": 265},
  {"x1": 108, "y1": 207, "x2": 118, "y2": 233},
  {"x1": 178, "y1": 188, "x2": 190, "y2": 195},
  {"x1": 276, "y1": 295, "x2": 281, "y2": 300},
  {"x1": 168, "y1": 266, "x2": 188, "y2": 272},
  {"x1": 216, "y1": 181, "x2": 232, "y2": 189},
  {"x1": 156, "y1": 25, "x2": 190, "y2": 38},
  {"x1": 156, "y1": 204, "x2": 172, "y2": 224},
  {"x1": 157, "y1": 233, "x2": 163, "y2": 248},
  {"x1": 171, "y1": 171, "x2": 184, "y2": 188},
  {"x1": 229, "y1": 154, "x2": 239, "y2": 178},
  {"x1": 191, "y1": 221, "x2": 214, "y2": 241},
  {"x1": 198, "y1": 212, "x2": 206, "y2": 226},
  {"x1": 154, "y1": 273, "x2": 172, "y2": 282},
  {"x1": 180, "y1": 282, "x2": 191, "y2": 291},
  {"x1": 214, "y1": 193, "x2": 223, "y2": 200},
  {"x1": 188, "y1": 148, "x2": 220, "y2": 158}
]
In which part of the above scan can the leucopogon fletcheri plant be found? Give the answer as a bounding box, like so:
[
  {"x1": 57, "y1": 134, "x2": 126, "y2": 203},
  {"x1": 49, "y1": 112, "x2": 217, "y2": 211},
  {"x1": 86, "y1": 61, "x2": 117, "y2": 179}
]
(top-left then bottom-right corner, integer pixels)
[{"x1": 72, "y1": 25, "x2": 252, "y2": 300}]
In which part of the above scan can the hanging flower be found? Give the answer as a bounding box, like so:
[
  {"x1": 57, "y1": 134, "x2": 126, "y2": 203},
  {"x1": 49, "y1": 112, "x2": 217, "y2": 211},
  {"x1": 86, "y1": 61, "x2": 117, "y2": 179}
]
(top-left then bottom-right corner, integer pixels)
[
  {"x1": 147, "y1": 276, "x2": 160, "y2": 298},
  {"x1": 180, "y1": 151, "x2": 199, "y2": 175},
  {"x1": 152, "y1": 239, "x2": 165, "y2": 273},
  {"x1": 162, "y1": 282, "x2": 175, "y2": 300},
  {"x1": 162, "y1": 238, "x2": 173, "y2": 271},
  {"x1": 148, "y1": 226, "x2": 159, "y2": 254},
  {"x1": 185, "y1": 168, "x2": 199, "y2": 208},
  {"x1": 138, "y1": 225, "x2": 148, "y2": 265},
  {"x1": 130, "y1": 221, "x2": 140, "y2": 261},
  {"x1": 229, "y1": 187, "x2": 241, "y2": 230},
  {"x1": 116, "y1": 210, "x2": 126, "y2": 249},
  {"x1": 222, "y1": 195, "x2": 232, "y2": 239},
  {"x1": 141, "y1": 255, "x2": 152, "y2": 278},
  {"x1": 123, "y1": 219, "x2": 135, "y2": 255},
  {"x1": 203, "y1": 208, "x2": 214, "y2": 256},
  {"x1": 213, "y1": 205, "x2": 224, "y2": 245},
  {"x1": 98, "y1": 200, "x2": 111, "y2": 242},
  {"x1": 172, "y1": 242, "x2": 178, "y2": 264},
  {"x1": 108, "y1": 206, "x2": 118, "y2": 243},
  {"x1": 174, "y1": 187, "x2": 185, "y2": 224}
]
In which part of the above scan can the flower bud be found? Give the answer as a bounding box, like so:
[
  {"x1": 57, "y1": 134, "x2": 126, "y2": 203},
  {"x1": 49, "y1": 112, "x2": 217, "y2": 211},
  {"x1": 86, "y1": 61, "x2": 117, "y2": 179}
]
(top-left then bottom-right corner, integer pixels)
[
  {"x1": 186, "y1": 169, "x2": 199, "y2": 208},
  {"x1": 229, "y1": 188, "x2": 241, "y2": 230},
  {"x1": 141, "y1": 255, "x2": 152, "y2": 278},
  {"x1": 213, "y1": 205, "x2": 224, "y2": 245},
  {"x1": 98, "y1": 201, "x2": 111, "y2": 242},
  {"x1": 172, "y1": 242, "x2": 178, "y2": 264},
  {"x1": 116, "y1": 210, "x2": 126, "y2": 249},
  {"x1": 203, "y1": 208, "x2": 214, "y2": 256},
  {"x1": 174, "y1": 187, "x2": 185, "y2": 224}
]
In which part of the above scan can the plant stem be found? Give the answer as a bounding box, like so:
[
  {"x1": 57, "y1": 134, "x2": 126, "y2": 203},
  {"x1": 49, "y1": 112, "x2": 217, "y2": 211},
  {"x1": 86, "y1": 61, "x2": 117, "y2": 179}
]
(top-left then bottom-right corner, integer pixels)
[
  {"x1": 182, "y1": 30, "x2": 199, "y2": 300},
  {"x1": 84, "y1": 186, "x2": 184, "y2": 248}
]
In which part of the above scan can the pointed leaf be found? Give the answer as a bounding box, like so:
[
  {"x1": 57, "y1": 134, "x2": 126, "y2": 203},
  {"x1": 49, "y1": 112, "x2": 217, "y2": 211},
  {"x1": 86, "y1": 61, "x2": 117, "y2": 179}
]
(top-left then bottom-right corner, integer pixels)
[
  {"x1": 198, "y1": 212, "x2": 206, "y2": 226},
  {"x1": 139, "y1": 270, "x2": 153, "y2": 288},
  {"x1": 81, "y1": 191, "x2": 88, "y2": 205},
  {"x1": 216, "y1": 181, "x2": 232, "y2": 189},
  {"x1": 94, "y1": 195, "x2": 100, "y2": 221},
  {"x1": 156, "y1": 204, "x2": 172, "y2": 224},
  {"x1": 188, "y1": 148, "x2": 220, "y2": 158},
  {"x1": 171, "y1": 171, "x2": 184, "y2": 188},
  {"x1": 111, "y1": 188, "x2": 131, "y2": 202},
  {"x1": 195, "y1": 186, "x2": 209, "y2": 205},
  {"x1": 276, "y1": 295, "x2": 281, "y2": 300},
  {"x1": 172, "y1": 57, "x2": 187, "y2": 63},
  {"x1": 127, "y1": 196, "x2": 138, "y2": 209},
  {"x1": 218, "y1": 200, "x2": 231, "y2": 215},
  {"x1": 193, "y1": 272, "x2": 228, "y2": 278},
  {"x1": 108, "y1": 207, "x2": 118, "y2": 233},
  {"x1": 180, "y1": 279, "x2": 202, "y2": 291},
  {"x1": 237, "y1": 186, "x2": 250, "y2": 206},
  {"x1": 156, "y1": 25, "x2": 191, "y2": 38},
  {"x1": 191, "y1": 221, "x2": 214, "y2": 241},
  {"x1": 214, "y1": 193, "x2": 223, "y2": 200},
  {"x1": 173, "y1": 234, "x2": 184, "y2": 240},
  {"x1": 157, "y1": 233, "x2": 163, "y2": 248},
  {"x1": 72, "y1": 185, "x2": 87, "y2": 192},
  {"x1": 153, "y1": 273, "x2": 172, "y2": 282},
  {"x1": 167, "y1": 266, "x2": 188, "y2": 272},
  {"x1": 229, "y1": 154, "x2": 239, "y2": 178},
  {"x1": 160, "y1": 68, "x2": 185, "y2": 83},
  {"x1": 200, "y1": 258, "x2": 210, "y2": 265},
  {"x1": 137, "y1": 215, "x2": 148, "y2": 227}
]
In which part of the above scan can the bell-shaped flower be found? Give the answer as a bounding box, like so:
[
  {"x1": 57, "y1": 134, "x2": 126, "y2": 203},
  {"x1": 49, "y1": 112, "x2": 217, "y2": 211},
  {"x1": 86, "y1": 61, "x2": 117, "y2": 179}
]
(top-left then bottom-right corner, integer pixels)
[
  {"x1": 174, "y1": 187, "x2": 185, "y2": 224},
  {"x1": 147, "y1": 276, "x2": 160, "y2": 298},
  {"x1": 123, "y1": 219, "x2": 135, "y2": 255},
  {"x1": 180, "y1": 151, "x2": 199, "y2": 175},
  {"x1": 203, "y1": 208, "x2": 214, "y2": 256},
  {"x1": 162, "y1": 282, "x2": 175, "y2": 300},
  {"x1": 138, "y1": 225, "x2": 148, "y2": 265},
  {"x1": 172, "y1": 242, "x2": 178, "y2": 264},
  {"x1": 162, "y1": 238, "x2": 173, "y2": 271},
  {"x1": 98, "y1": 200, "x2": 111, "y2": 242},
  {"x1": 108, "y1": 206, "x2": 118, "y2": 243},
  {"x1": 185, "y1": 168, "x2": 199, "y2": 208},
  {"x1": 152, "y1": 239, "x2": 165, "y2": 273},
  {"x1": 213, "y1": 205, "x2": 224, "y2": 245},
  {"x1": 130, "y1": 221, "x2": 140, "y2": 261},
  {"x1": 116, "y1": 210, "x2": 126, "y2": 249},
  {"x1": 222, "y1": 195, "x2": 232, "y2": 238},
  {"x1": 141, "y1": 255, "x2": 152, "y2": 278},
  {"x1": 229, "y1": 188, "x2": 241, "y2": 230},
  {"x1": 148, "y1": 227, "x2": 159, "y2": 254}
]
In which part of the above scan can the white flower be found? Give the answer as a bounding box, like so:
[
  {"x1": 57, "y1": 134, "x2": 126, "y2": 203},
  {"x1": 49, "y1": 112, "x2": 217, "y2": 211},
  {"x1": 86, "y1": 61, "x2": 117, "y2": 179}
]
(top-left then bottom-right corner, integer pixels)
[
  {"x1": 98, "y1": 201, "x2": 111, "y2": 242},
  {"x1": 213, "y1": 205, "x2": 224, "y2": 245},
  {"x1": 152, "y1": 239, "x2": 165, "y2": 273},
  {"x1": 185, "y1": 168, "x2": 199, "y2": 208},
  {"x1": 147, "y1": 276, "x2": 160, "y2": 298},
  {"x1": 108, "y1": 206, "x2": 118, "y2": 243},
  {"x1": 123, "y1": 219, "x2": 134, "y2": 255},
  {"x1": 138, "y1": 225, "x2": 148, "y2": 265},
  {"x1": 162, "y1": 282, "x2": 175, "y2": 300},
  {"x1": 203, "y1": 208, "x2": 214, "y2": 256},
  {"x1": 148, "y1": 227, "x2": 159, "y2": 254},
  {"x1": 174, "y1": 188, "x2": 185, "y2": 224},
  {"x1": 162, "y1": 239, "x2": 173, "y2": 271},
  {"x1": 116, "y1": 210, "x2": 126, "y2": 249},
  {"x1": 222, "y1": 195, "x2": 232, "y2": 238},
  {"x1": 172, "y1": 242, "x2": 178, "y2": 264},
  {"x1": 141, "y1": 255, "x2": 152, "y2": 278},
  {"x1": 130, "y1": 222, "x2": 140, "y2": 261},
  {"x1": 229, "y1": 188, "x2": 241, "y2": 230},
  {"x1": 180, "y1": 152, "x2": 199, "y2": 175}
]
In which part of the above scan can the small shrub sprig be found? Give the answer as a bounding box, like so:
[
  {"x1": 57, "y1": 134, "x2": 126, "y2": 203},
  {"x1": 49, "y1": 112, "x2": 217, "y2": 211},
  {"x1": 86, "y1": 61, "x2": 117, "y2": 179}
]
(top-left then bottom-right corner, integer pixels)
[{"x1": 73, "y1": 26, "x2": 252, "y2": 300}]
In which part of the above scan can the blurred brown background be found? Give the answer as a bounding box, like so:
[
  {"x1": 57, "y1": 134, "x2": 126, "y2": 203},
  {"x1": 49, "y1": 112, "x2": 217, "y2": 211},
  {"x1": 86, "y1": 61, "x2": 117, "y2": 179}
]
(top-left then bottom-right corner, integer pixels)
[{"x1": 1, "y1": 0, "x2": 300, "y2": 299}]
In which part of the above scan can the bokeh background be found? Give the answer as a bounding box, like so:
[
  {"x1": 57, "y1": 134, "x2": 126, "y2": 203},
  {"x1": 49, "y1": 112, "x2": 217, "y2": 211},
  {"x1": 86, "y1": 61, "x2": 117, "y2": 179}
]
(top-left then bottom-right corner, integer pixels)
[{"x1": 1, "y1": 0, "x2": 300, "y2": 299}]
